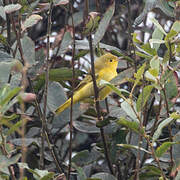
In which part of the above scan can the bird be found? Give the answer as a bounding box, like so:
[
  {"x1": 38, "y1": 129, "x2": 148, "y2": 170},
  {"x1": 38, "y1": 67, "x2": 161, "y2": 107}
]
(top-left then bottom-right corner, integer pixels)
[{"x1": 55, "y1": 53, "x2": 119, "y2": 114}]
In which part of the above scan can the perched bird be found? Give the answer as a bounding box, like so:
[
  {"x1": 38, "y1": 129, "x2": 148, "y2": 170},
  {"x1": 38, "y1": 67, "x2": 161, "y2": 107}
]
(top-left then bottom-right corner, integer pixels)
[{"x1": 55, "y1": 53, "x2": 119, "y2": 114}]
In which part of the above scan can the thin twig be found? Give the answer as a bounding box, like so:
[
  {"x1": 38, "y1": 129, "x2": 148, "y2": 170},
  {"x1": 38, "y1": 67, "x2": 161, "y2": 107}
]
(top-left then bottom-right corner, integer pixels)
[
  {"x1": 9, "y1": 13, "x2": 25, "y2": 65},
  {"x1": 10, "y1": 11, "x2": 29, "y2": 180},
  {"x1": 105, "y1": 98, "x2": 110, "y2": 114},
  {"x1": 41, "y1": 1, "x2": 53, "y2": 169},
  {"x1": 161, "y1": 83, "x2": 174, "y2": 168},
  {"x1": 88, "y1": 34, "x2": 114, "y2": 175},
  {"x1": 127, "y1": 0, "x2": 137, "y2": 72},
  {"x1": 3, "y1": 0, "x2": 11, "y2": 53},
  {"x1": 67, "y1": 0, "x2": 76, "y2": 179},
  {"x1": 28, "y1": 78, "x2": 64, "y2": 173}
]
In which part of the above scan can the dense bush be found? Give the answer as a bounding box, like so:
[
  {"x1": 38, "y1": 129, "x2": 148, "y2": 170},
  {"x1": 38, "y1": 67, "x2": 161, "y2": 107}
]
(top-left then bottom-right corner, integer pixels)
[{"x1": 0, "y1": 0, "x2": 180, "y2": 179}]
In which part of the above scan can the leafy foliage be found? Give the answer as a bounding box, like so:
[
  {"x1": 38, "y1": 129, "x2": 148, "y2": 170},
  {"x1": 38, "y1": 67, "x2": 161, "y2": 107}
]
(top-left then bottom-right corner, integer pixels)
[{"x1": 0, "y1": 0, "x2": 180, "y2": 180}]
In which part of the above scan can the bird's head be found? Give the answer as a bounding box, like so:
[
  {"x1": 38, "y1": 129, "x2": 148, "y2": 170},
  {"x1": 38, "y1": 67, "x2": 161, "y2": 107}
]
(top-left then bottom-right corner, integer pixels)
[{"x1": 94, "y1": 53, "x2": 121, "y2": 73}]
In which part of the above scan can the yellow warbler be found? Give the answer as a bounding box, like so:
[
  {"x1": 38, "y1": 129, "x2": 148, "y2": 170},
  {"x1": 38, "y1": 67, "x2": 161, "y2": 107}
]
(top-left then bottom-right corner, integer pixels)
[{"x1": 55, "y1": 53, "x2": 118, "y2": 114}]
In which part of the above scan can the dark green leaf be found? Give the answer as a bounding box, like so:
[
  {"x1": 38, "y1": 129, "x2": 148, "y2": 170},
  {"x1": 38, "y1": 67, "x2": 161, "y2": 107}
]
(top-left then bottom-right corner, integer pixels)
[
  {"x1": 73, "y1": 120, "x2": 100, "y2": 134},
  {"x1": 91, "y1": 172, "x2": 117, "y2": 180},
  {"x1": 51, "y1": 82, "x2": 81, "y2": 129},
  {"x1": 121, "y1": 100, "x2": 138, "y2": 121},
  {"x1": 117, "y1": 117, "x2": 144, "y2": 135},
  {"x1": 57, "y1": 31, "x2": 72, "y2": 55},
  {"x1": 12, "y1": 36, "x2": 35, "y2": 65},
  {"x1": 96, "y1": 118, "x2": 110, "y2": 128},
  {"x1": 0, "y1": 6, "x2": 6, "y2": 20},
  {"x1": 72, "y1": 163, "x2": 87, "y2": 180},
  {"x1": 150, "y1": 17, "x2": 167, "y2": 35},
  {"x1": 72, "y1": 150, "x2": 101, "y2": 166},
  {"x1": 141, "y1": 43, "x2": 157, "y2": 56},
  {"x1": 152, "y1": 27, "x2": 164, "y2": 50},
  {"x1": 152, "y1": 117, "x2": 175, "y2": 142},
  {"x1": 117, "y1": 144, "x2": 150, "y2": 154},
  {"x1": 136, "y1": 85, "x2": 153, "y2": 112},
  {"x1": 93, "y1": 1, "x2": 115, "y2": 46},
  {"x1": 155, "y1": 142, "x2": 176, "y2": 157},
  {"x1": 10, "y1": 138, "x2": 39, "y2": 147},
  {"x1": 0, "y1": 86, "x2": 21, "y2": 108},
  {"x1": 0, "y1": 154, "x2": 21, "y2": 175},
  {"x1": 22, "y1": 14, "x2": 42, "y2": 31},
  {"x1": 34, "y1": 68, "x2": 84, "y2": 91},
  {"x1": 0, "y1": 60, "x2": 22, "y2": 86}
]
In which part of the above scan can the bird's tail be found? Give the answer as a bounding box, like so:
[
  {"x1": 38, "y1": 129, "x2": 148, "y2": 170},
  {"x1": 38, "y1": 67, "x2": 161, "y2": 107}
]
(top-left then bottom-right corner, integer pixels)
[{"x1": 55, "y1": 98, "x2": 71, "y2": 114}]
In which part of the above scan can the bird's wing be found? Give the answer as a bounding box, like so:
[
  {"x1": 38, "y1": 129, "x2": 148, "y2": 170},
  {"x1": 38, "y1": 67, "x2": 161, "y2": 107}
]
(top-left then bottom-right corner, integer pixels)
[{"x1": 74, "y1": 73, "x2": 98, "y2": 92}]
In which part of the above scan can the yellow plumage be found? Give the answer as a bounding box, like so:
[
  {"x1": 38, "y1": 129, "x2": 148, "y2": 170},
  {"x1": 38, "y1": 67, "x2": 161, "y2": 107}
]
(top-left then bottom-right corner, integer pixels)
[{"x1": 55, "y1": 53, "x2": 118, "y2": 114}]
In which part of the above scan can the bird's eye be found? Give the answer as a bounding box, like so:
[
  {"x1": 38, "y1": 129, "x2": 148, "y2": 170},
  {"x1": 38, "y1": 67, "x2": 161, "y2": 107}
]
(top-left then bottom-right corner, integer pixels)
[{"x1": 110, "y1": 59, "x2": 113, "y2": 62}]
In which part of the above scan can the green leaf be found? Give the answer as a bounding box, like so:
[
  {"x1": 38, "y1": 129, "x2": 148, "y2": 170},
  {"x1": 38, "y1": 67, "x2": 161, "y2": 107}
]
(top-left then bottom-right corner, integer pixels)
[
  {"x1": 0, "y1": 154, "x2": 21, "y2": 175},
  {"x1": 75, "y1": 50, "x2": 89, "y2": 59},
  {"x1": 51, "y1": 82, "x2": 81, "y2": 129},
  {"x1": 134, "y1": 0, "x2": 156, "y2": 26},
  {"x1": 73, "y1": 120, "x2": 100, "y2": 134},
  {"x1": 18, "y1": 163, "x2": 54, "y2": 180},
  {"x1": 34, "y1": 68, "x2": 84, "y2": 91},
  {"x1": 152, "y1": 27, "x2": 164, "y2": 50},
  {"x1": 117, "y1": 117, "x2": 145, "y2": 135},
  {"x1": 36, "y1": 68, "x2": 83, "y2": 82},
  {"x1": 150, "y1": 17, "x2": 167, "y2": 35},
  {"x1": 72, "y1": 150, "x2": 101, "y2": 166},
  {"x1": 72, "y1": 163, "x2": 87, "y2": 180},
  {"x1": 171, "y1": 21, "x2": 180, "y2": 33},
  {"x1": 140, "y1": 165, "x2": 162, "y2": 179},
  {"x1": 93, "y1": 1, "x2": 115, "y2": 46},
  {"x1": 157, "y1": 0, "x2": 174, "y2": 17},
  {"x1": 56, "y1": 31, "x2": 72, "y2": 55},
  {"x1": 141, "y1": 43, "x2": 157, "y2": 56},
  {"x1": 12, "y1": 36, "x2": 35, "y2": 66},
  {"x1": 117, "y1": 144, "x2": 151, "y2": 154},
  {"x1": 165, "y1": 30, "x2": 177, "y2": 41},
  {"x1": 6, "y1": 120, "x2": 22, "y2": 136},
  {"x1": 164, "y1": 71, "x2": 178, "y2": 100},
  {"x1": 144, "y1": 71, "x2": 156, "y2": 82},
  {"x1": 22, "y1": 14, "x2": 42, "y2": 31},
  {"x1": 0, "y1": 6, "x2": 6, "y2": 20},
  {"x1": 111, "y1": 50, "x2": 134, "y2": 63},
  {"x1": 96, "y1": 118, "x2": 110, "y2": 128},
  {"x1": 4, "y1": 4, "x2": 22, "y2": 14},
  {"x1": 136, "y1": 85, "x2": 153, "y2": 112},
  {"x1": 90, "y1": 172, "x2": 117, "y2": 180},
  {"x1": 1, "y1": 95, "x2": 19, "y2": 114},
  {"x1": 121, "y1": 100, "x2": 138, "y2": 121},
  {"x1": 152, "y1": 117, "x2": 175, "y2": 142},
  {"x1": 30, "y1": 169, "x2": 54, "y2": 180},
  {"x1": 134, "y1": 63, "x2": 146, "y2": 86},
  {"x1": 10, "y1": 138, "x2": 39, "y2": 147},
  {"x1": 170, "y1": 112, "x2": 180, "y2": 120},
  {"x1": 0, "y1": 59, "x2": 23, "y2": 86},
  {"x1": 111, "y1": 67, "x2": 135, "y2": 85},
  {"x1": 133, "y1": 33, "x2": 142, "y2": 44},
  {"x1": 1, "y1": 114, "x2": 19, "y2": 122},
  {"x1": 172, "y1": 132, "x2": 180, "y2": 168},
  {"x1": 149, "y1": 39, "x2": 165, "y2": 46},
  {"x1": 0, "y1": 86, "x2": 21, "y2": 109},
  {"x1": 135, "y1": 51, "x2": 152, "y2": 59},
  {"x1": 100, "y1": 80, "x2": 122, "y2": 97},
  {"x1": 150, "y1": 56, "x2": 160, "y2": 72},
  {"x1": 155, "y1": 142, "x2": 176, "y2": 158}
]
